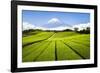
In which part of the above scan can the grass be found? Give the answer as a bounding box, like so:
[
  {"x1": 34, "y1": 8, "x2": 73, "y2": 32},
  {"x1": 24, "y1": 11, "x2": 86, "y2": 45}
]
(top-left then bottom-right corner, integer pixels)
[
  {"x1": 22, "y1": 31, "x2": 90, "y2": 62},
  {"x1": 56, "y1": 41, "x2": 82, "y2": 60},
  {"x1": 22, "y1": 32, "x2": 54, "y2": 46}
]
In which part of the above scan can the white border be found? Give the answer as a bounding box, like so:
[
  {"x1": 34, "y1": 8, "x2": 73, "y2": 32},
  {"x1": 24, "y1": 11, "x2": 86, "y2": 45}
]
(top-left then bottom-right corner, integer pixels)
[{"x1": 17, "y1": 5, "x2": 94, "y2": 68}]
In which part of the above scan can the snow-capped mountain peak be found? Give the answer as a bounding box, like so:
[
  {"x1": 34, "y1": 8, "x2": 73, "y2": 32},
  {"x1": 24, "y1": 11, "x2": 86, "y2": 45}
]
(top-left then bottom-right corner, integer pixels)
[
  {"x1": 40, "y1": 17, "x2": 73, "y2": 29},
  {"x1": 48, "y1": 18, "x2": 61, "y2": 24}
]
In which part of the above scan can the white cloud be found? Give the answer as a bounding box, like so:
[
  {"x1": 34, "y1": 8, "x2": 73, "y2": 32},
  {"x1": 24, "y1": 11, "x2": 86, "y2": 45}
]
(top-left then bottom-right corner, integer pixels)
[
  {"x1": 72, "y1": 23, "x2": 90, "y2": 31},
  {"x1": 23, "y1": 22, "x2": 35, "y2": 30},
  {"x1": 23, "y1": 22, "x2": 48, "y2": 30},
  {"x1": 23, "y1": 22, "x2": 90, "y2": 31},
  {"x1": 34, "y1": 26, "x2": 47, "y2": 30},
  {"x1": 47, "y1": 26, "x2": 73, "y2": 31},
  {"x1": 34, "y1": 26, "x2": 73, "y2": 31}
]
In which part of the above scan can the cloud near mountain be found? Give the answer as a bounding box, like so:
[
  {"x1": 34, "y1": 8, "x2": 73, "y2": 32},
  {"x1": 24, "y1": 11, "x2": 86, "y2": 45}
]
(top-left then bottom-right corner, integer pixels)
[
  {"x1": 23, "y1": 22, "x2": 35, "y2": 30},
  {"x1": 73, "y1": 23, "x2": 90, "y2": 31},
  {"x1": 23, "y1": 18, "x2": 90, "y2": 31}
]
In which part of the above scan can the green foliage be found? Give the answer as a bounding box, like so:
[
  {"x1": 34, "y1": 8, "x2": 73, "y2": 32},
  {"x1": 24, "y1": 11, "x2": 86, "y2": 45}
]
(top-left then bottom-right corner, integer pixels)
[
  {"x1": 77, "y1": 27, "x2": 90, "y2": 34},
  {"x1": 36, "y1": 41, "x2": 55, "y2": 61},
  {"x1": 74, "y1": 27, "x2": 78, "y2": 32},
  {"x1": 56, "y1": 41, "x2": 82, "y2": 60},
  {"x1": 22, "y1": 32, "x2": 54, "y2": 46},
  {"x1": 63, "y1": 29, "x2": 73, "y2": 31},
  {"x1": 22, "y1": 31, "x2": 90, "y2": 62}
]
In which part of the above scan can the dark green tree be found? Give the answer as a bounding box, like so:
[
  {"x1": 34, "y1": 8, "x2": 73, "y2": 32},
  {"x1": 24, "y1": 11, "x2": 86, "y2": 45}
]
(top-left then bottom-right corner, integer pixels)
[{"x1": 74, "y1": 27, "x2": 78, "y2": 32}]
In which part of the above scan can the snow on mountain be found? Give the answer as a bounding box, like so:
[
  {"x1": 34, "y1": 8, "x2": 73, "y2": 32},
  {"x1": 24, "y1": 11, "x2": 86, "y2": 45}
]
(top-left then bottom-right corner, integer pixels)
[
  {"x1": 48, "y1": 18, "x2": 61, "y2": 24},
  {"x1": 41, "y1": 18, "x2": 63, "y2": 28}
]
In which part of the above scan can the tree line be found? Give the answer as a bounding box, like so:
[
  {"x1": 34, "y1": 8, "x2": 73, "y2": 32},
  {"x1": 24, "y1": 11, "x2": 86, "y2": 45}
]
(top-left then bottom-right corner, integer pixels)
[{"x1": 23, "y1": 27, "x2": 90, "y2": 34}]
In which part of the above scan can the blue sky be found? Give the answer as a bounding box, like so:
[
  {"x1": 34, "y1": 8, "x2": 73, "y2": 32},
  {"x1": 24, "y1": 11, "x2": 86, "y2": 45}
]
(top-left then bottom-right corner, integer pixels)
[{"x1": 22, "y1": 10, "x2": 90, "y2": 26}]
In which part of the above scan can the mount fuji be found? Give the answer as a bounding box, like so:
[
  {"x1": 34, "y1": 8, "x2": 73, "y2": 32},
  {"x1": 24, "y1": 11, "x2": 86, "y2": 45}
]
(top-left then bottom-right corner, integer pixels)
[
  {"x1": 40, "y1": 18, "x2": 72, "y2": 30},
  {"x1": 23, "y1": 18, "x2": 90, "y2": 31}
]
